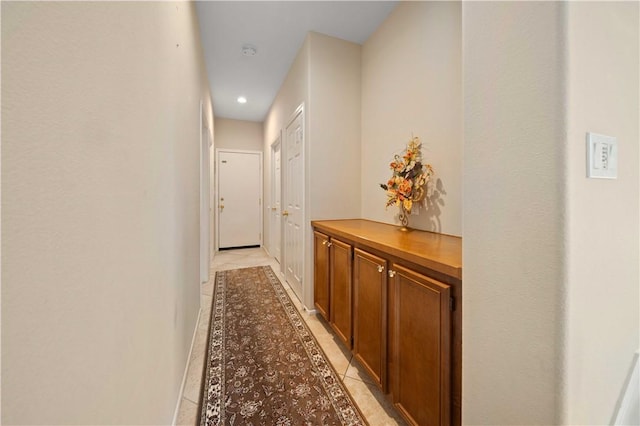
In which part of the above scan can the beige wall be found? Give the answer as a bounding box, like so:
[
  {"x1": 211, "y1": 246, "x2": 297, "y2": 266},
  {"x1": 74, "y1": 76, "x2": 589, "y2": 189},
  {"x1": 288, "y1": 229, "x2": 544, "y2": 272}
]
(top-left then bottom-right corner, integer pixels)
[
  {"x1": 565, "y1": 2, "x2": 639, "y2": 423},
  {"x1": 1, "y1": 2, "x2": 213, "y2": 424},
  {"x1": 463, "y1": 2, "x2": 566, "y2": 424},
  {"x1": 263, "y1": 32, "x2": 361, "y2": 309},
  {"x1": 464, "y1": 1, "x2": 640, "y2": 424},
  {"x1": 308, "y1": 32, "x2": 362, "y2": 223},
  {"x1": 263, "y1": 35, "x2": 310, "y2": 271},
  {"x1": 304, "y1": 32, "x2": 362, "y2": 309},
  {"x1": 361, "y1": 2, "x2": 462, "y2": 236},
  {"x1": 214, "y1": 117, "x2": 263, "y2": 151}
]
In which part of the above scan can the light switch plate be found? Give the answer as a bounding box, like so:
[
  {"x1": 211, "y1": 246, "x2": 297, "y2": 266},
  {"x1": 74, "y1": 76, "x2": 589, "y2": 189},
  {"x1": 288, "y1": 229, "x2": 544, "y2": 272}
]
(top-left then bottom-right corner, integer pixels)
[{"x1": 587, "y1": 132, "x2": 617, "y2": 179}]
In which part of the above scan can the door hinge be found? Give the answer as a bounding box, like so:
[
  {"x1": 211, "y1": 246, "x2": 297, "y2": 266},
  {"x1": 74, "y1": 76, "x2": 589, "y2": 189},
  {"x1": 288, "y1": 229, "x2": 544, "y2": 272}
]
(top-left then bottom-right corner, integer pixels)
[{"x1": 449, "y1": 297, "x2": 455, "y2": 311}]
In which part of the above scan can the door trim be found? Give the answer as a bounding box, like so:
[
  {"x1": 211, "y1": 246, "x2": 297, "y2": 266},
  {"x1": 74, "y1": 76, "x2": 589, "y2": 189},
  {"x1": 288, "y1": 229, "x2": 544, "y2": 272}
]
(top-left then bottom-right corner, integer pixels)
[
  {"x1": 270, "y1": 133, "x2": 282, "y2": 265},
  {"x1": 199, "y1": 100, "x2": 211, "y2": 285},
  {"x1": 215, "y1": 148, "x2": 263, "y2": 252}
]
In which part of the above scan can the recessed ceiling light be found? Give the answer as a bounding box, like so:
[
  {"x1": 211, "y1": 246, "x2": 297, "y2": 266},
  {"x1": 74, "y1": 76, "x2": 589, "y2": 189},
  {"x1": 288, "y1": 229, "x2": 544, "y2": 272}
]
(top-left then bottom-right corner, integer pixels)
[
  {"x1": 242, "y1": 44, "x2": 257, "y2": 57},
  {"x1": 237, "y1": 96, "x2": 247, "y2": 104}
]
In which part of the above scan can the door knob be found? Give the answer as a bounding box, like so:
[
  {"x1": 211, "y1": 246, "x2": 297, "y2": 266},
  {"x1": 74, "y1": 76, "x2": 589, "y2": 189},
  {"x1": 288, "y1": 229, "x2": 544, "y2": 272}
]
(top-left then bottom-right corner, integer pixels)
[
  {"x1": 219, "y1": 204, "x2": 224, "y2": 211},
  {"x1": 282, "y1": 210, "x2": 289, "y2": 217}
]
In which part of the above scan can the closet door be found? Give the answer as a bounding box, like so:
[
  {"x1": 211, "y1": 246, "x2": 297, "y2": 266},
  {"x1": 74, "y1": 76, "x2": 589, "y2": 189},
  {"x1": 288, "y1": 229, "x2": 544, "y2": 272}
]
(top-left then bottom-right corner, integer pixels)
[{"x1": 283, "y1": 106, "x2": 304, "y2": 300}]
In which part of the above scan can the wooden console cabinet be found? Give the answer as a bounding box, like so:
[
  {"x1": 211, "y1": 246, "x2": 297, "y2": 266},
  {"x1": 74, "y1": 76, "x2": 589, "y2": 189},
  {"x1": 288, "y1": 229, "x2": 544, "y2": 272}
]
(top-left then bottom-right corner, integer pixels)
[{"x1": 312, "y1": 219, "x2": 462, "y2": 426}]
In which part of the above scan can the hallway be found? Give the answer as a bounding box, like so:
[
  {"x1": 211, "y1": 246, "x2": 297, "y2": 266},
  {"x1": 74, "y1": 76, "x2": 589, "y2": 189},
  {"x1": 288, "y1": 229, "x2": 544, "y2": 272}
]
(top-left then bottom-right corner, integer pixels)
[
  {"x1": 176, "y1": 248, "x2": 405, "y2": 425},
  {"x1": 3, "y1": 2, "x2": 638, "y2": 424}
]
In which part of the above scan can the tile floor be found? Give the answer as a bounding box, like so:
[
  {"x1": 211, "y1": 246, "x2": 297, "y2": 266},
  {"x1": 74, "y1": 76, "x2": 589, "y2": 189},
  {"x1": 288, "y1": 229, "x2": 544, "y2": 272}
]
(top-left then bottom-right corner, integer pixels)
[{"x1": 175, "y1": 247, "x2": 405, "y2": 426}]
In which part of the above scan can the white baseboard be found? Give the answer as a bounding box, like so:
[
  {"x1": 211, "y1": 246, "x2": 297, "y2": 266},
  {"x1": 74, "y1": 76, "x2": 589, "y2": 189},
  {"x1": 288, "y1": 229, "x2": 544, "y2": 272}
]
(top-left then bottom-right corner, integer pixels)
[
  {"x1": 613, "y1": 349, "x2": 640, "y2": 425},
  {"x1": 172, "y1": 308, "x2": 202, "y2": 426}
]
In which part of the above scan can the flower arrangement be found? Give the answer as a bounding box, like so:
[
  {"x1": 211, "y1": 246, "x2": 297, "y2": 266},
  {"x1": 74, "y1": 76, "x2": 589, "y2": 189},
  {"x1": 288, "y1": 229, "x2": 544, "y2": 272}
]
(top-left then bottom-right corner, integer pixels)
[{"x1": 379, "y1": 136, "x2": 434, "y2": 222}]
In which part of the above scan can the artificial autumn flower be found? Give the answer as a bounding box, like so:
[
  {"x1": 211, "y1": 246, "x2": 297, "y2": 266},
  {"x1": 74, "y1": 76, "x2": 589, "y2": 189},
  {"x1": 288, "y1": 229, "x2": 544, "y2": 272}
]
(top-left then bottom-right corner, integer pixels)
[
  {"x1": 398, "y1": 179, "x2": 412, "y2": 195},
  {"x1": 379, "y1": 136, "x2": 434, "y2": 213}
]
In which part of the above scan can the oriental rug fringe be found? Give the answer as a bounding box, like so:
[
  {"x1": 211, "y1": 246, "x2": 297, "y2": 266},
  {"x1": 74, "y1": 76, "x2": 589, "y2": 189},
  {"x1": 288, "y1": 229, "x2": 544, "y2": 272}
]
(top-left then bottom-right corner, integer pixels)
[{"x1": 199, "y1": 266, "x2": 366, "y2": 426}]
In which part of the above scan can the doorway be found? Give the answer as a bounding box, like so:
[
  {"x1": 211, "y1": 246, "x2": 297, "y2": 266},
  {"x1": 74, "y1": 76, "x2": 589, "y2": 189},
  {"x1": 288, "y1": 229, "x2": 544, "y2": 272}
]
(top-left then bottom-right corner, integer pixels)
[{"x1": 216, "y1": 149, "x2": 262, "y2": 249}]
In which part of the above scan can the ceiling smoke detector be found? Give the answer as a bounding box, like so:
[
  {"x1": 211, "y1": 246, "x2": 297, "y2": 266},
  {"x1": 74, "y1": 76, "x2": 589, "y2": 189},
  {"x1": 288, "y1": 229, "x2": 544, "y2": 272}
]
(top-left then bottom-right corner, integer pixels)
[{"x1": 241, "y1": 44, "x2": 257, "y2": 57}]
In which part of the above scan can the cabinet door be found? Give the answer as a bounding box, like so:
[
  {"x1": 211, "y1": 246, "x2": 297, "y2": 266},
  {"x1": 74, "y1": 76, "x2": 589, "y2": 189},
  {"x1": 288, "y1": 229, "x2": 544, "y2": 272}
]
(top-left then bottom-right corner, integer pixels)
[
  {"x1": 313, "y1": 231, "x2": 330, "y2": 320},
  {"x1": 389, "y1": 264, "x2": 451, "y2": 426},
  {"x1": 353, "y1": 249, "x2": 387, "y2": 389},
  {"x1": 329, "y1": 238, "x2": 353, "y2": 348}
]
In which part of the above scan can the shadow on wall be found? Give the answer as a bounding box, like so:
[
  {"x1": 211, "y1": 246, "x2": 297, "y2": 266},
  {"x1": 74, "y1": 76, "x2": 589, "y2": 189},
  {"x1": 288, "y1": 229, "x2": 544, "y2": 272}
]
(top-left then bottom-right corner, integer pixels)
[
  {"x1": 612, "y1": 351, "x2": 640, "y2": 425},
  {"x1": 422, "y1": 178, "x2": 446, "y2": 233}
]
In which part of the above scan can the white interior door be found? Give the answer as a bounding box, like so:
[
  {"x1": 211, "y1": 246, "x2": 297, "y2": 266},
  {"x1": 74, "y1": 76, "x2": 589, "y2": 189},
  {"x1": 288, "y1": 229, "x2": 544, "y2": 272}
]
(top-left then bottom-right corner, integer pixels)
[
  {"x1": 271, "y1": 137, "x2": 282, "y2": 263},
  {"x1": 217, "y1": 150, "x2": 262, "y2": 249},
  {"x1": 284, "y1": 107, "x2": 304, "y2": 300}
]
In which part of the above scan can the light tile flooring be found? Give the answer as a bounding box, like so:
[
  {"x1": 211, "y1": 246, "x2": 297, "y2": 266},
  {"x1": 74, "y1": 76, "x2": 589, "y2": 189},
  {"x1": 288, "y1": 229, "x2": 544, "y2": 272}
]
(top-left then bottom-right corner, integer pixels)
[{"x1": 175, "y1": 247, "x2": 405, "y2": 426}]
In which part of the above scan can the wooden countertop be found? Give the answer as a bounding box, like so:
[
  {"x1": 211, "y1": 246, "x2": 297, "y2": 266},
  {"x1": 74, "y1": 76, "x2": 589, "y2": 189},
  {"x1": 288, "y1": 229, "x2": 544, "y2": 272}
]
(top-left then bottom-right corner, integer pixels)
[{"x1": 311, "y1": 219, "x2": 462, "y2": 280}]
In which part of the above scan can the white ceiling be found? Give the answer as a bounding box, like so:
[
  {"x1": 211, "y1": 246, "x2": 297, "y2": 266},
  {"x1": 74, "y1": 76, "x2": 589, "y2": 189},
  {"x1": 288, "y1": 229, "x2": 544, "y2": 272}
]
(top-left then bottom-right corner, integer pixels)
[{"x1": 195, "y1": 1, "x2": 397, "y2": 122}]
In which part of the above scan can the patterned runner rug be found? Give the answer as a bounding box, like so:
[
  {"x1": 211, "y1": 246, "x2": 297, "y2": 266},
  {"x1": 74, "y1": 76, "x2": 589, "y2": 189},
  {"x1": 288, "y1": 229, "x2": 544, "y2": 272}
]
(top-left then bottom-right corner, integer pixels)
[{"x1": 199, "y1": 266, "x2": 367, "y2": 426}]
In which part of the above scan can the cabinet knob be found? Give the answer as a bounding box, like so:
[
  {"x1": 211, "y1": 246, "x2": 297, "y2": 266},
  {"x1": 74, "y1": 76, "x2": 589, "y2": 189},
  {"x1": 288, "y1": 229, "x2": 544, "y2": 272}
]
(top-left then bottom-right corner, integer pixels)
[
  {"x1": 326, "y1": 242, "x2": 332, "y2": 247},
  {"x1": 388, "y1": 269, "x2": 396, "y2": 278},
  {"x1": 377, "y1": 265, "x2": 384, "y2": 273},
  {"x1": 322, "y1": 240, "x2": 327, "y2": 246}
]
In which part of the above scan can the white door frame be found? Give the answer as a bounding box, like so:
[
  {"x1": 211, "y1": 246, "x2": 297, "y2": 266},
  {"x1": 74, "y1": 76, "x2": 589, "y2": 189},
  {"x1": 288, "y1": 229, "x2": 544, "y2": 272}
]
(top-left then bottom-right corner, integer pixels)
[
  {"x1": 270, "y1": 133, "x2": 282, "y2": 265},
  {"x1": 282, "y1": 103, "x2": 305, "y2": 301},
  {"x1": 215, "y1": 148, "x2": 263, "y2": 251},
  {"x1": 214, "y1": 125, "x2": 218, "y2": 264},
  {"x1": 199, "y1": 100, "x2": 211, "y2": 284}
]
